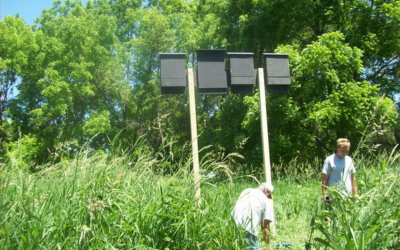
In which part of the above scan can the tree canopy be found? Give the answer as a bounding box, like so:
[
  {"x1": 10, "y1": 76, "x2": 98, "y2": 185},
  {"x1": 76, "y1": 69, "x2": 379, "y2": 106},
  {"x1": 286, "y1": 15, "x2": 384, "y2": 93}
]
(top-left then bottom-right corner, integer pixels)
[{"x1": 0, "y1": 0, "x2": 398, "y2": 170}]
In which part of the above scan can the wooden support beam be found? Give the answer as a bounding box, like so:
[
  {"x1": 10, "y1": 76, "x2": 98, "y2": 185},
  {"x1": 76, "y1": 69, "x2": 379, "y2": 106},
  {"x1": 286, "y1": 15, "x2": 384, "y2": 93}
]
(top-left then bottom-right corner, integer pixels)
[
  {"x1": 258, "y1": 68, "x2": 272, "y2": 184},
  {"x1": 188, "y1": 68, "x2": 201, "y2": 204}
]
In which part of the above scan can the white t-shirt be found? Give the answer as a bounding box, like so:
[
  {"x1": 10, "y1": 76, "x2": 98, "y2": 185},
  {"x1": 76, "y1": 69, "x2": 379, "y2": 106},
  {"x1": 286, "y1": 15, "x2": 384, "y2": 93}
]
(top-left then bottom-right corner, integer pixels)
[
  {"x1": 231, "y1": 188, "x2": 274, "y2": 236},
  {"x1": 322, "y1": 154, "x2": 356, "y2": 196}
]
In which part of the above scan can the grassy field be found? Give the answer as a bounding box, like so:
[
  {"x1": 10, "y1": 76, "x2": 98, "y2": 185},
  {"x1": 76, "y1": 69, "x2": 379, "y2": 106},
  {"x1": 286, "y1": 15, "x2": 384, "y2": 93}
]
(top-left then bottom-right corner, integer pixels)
[{"x1": 0, "y1": 144, "x2": 399, "y2": 249}]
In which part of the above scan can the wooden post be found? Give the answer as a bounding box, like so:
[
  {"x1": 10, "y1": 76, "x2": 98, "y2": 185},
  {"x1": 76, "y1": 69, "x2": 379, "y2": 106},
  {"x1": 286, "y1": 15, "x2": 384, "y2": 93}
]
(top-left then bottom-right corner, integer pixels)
[
  {"x1": 258, "y1": 68, "x2": 272, "y2": 184},
  {"x1": 188, "y1": 68, "x2": 201, "y2": 204},
  {"x1": 258, "y1": 68, "x2": 276, "y2": 235}
]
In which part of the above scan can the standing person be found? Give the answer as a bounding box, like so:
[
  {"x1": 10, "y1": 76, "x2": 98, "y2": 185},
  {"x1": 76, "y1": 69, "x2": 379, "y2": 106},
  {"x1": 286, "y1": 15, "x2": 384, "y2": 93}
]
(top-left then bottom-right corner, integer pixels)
[
  {"x1": 231, "y1": 183, "x2": 274, "y2": 250},
  {"x1": 322, "y1": 138, "x2": 360, "y2": 203}
]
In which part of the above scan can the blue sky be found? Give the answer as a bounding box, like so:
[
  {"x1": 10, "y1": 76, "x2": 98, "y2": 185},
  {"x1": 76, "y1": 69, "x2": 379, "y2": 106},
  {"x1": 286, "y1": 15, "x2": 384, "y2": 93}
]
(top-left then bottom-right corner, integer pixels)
[{"x1": 0, "y1": 0, "x2": 86, "y2": 25}]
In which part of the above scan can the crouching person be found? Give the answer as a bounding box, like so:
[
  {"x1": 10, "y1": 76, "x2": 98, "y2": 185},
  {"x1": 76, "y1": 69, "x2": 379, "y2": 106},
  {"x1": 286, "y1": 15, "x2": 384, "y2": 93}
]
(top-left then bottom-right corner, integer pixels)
[{"x1": 231, "y1": 183, "x2": 274, "y2": 250}]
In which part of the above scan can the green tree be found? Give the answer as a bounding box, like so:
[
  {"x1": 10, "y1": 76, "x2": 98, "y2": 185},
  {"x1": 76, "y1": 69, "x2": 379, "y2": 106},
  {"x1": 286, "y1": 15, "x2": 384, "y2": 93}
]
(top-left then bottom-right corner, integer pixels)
[
  {"x1": 241, "y1": 32, "x2": 397, "y2": 164},
  {"x1": 7, "y1": 0, "x2": 124, "y2": 162},
  {"x1": 0, "y1": 16, "x2": 36, "y2": 157},
  {"x1": 344, "y1": 0, "x2": 400, "y2": 98},
  {"x1": 3, "y1": 0, "x2": 399, "y2": 168},
  {"x1": 208, "y1": 0, "x2": 400, "y2": 99},
  {"x1": 95, "y1": 0, "x2": 195, "y2": 157}
]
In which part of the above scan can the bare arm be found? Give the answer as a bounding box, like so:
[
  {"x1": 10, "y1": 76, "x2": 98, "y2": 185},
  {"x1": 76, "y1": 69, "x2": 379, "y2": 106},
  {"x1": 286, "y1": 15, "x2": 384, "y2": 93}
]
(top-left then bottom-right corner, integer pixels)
[
  {"x1": 262, "y1": 219, "x2": 271, "y2": 244},
  {"x1": 351, "y1": 174, "x2": 360, "y2": 198},
  {"x1": 322, "y1": 173, "x2": 329, "y2": 200}
]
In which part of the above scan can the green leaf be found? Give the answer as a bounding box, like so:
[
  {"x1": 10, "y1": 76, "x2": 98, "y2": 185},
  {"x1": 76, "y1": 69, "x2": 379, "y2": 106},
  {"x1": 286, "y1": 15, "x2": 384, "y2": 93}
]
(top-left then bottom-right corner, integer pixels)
[
  {"x1": 381, "y1": 159, "x2": 386, "y2": 173},
  {"x1": 314, "y1": 237, "x2": 332, "y2": 248}
]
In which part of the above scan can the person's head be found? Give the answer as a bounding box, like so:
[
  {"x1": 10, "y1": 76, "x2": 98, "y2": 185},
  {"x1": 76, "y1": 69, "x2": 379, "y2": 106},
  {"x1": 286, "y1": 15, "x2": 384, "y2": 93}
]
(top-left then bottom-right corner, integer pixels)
[
  {"x1": 258, "y1": 183, "x2": 274, "y2": 198},
  {"x1": 336, "y1": 138, "x2": 351, "y2": 158}
]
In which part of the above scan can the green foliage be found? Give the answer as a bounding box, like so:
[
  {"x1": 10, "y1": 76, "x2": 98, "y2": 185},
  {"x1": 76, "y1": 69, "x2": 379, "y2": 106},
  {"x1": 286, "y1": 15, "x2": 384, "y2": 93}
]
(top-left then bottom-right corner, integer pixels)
[
  {"x1": 0, "y1": 141, "x2": 242, "y2": 249},
  {"x1": 2, "y1": 139, "x2": 398, "y2": 249},
  {"x1": 1, "y1": 0, "x2": 399, "y2": 247},
  {"x1": 83, "y1": 110, "x2": 112, "y2": 136},
  {"x1": 0, "y1": 137, "x2": 308, "y2": 249},
  {"x1": 233, "y1": 32, "x2": 396, "y2": 165},
  {"x1": 308, "y1": 158, "x2": 400, "y2": 250},
  {"x1": 0, "y1": 16, "x2": 36, "y2": 156},
  {"x1": 5, "y1": 132, "x2": 44, "y2": 171},
  {"x1": 1, "y1": 0, "x2": 399, "y2": 170},
  {"x1": 273, "y1": 32, "x2": 396, "y2": 162},
  {"x1": 5, "y1": 1, "x2": 131, "y2": 161},
  {"x1": 345, "y1": 1, "x2": 400, "y2": 97}
]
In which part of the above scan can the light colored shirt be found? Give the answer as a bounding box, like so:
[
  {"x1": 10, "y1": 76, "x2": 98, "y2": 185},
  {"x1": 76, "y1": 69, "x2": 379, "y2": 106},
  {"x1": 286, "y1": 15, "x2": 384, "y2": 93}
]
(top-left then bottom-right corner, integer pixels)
[
  {"x1": 231, "y1": 188, "x2": 274, "y2": 236},
  {"x1": 322, "y1": 154, "x2": 356, "y2": 196}
]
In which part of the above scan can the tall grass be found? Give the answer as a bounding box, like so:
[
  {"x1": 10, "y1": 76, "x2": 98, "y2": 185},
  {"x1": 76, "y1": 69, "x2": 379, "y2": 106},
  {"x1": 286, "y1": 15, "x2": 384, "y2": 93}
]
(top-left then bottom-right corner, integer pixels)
[
  {"x1": 306, "y1": 151, "x2": 400, "y2": 250},
  {"x1": 0, "y1": 138, "x2": 398, "y2": 249},
  {"x1": 0, "y1": 140, "x2": 249, "y2": 249}
]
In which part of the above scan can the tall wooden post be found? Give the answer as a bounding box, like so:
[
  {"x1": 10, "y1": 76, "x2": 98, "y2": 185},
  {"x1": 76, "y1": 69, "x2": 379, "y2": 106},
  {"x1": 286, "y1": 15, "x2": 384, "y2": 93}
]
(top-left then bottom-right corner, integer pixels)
[
  {"x1": 258, "y1": 68, "x2": 272, "y2": 184},
  {"x1": 188, "y1": 68, "x2": 201, "y2": 204},
  {"x1": 258, "y1": 67, "x2": 276, "y2": 235}
]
